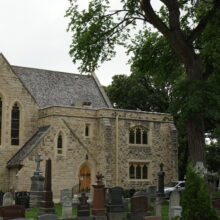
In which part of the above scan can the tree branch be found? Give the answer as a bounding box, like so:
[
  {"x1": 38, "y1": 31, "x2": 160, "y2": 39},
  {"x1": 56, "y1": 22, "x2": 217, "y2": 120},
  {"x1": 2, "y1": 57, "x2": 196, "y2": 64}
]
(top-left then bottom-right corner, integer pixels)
[
  {"x1": 140, "y1": 0, "x2": 170, "y2": 37},
  {"x1": 187, "y1": 0, "x2": 220, "y2": 44}
]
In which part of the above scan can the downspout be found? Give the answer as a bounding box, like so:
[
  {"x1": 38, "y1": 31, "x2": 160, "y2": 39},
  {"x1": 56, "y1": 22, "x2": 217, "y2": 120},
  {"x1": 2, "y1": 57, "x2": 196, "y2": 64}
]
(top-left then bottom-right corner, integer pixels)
[{"x1": 115, "y1": 113, "x2": 119, "y2": 186}]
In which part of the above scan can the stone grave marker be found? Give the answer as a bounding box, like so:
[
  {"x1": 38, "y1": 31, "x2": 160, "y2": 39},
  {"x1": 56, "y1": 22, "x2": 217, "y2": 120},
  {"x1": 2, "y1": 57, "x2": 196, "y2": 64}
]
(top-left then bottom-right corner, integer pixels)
[
  {"x1": 72, "y1": 194, "x2": 80, "y2": 208},
  {"x1": 169, "y1": 190, "x2": 182, "y2": 220},
  {"x1": 38, "y1": 213, "x2": 58, "y2": 220},
  {"x1": 62, "y1": 194, "x2": 72, "y2": 218},
  {"x1": 60, "y1": 189, "x2": 72, "y2": 204},
  {"x1": 15, "y1": 191, "x2": 30, "y2": 208},
  {"x1": 30, "y1": 153, "x2": 44, "y2": 208},
  {"x1": 0, "y1": 205, "x2": 25, "y2": 219},
  {"x1": 107, "y1": 187, "x2": 126, "y2": 220},
  {"x1": 2, "y1": 192, "x2": 13, "y2": 206},
  {"x1": 39, "y1": 159, "x2": 55, "y2": 214},
  {"x1": 77, "y1": 192, "x2": 90, "y2": 217},
  {"x1": 0, "y1": 192, "x2": 4, "y2": 206},
  {"x1": 92, "y1": 172, "x2": 106, "y2": 217},
  {"x1": 147, "y1": 185, "x2": 157, "y2": 214},
  {"x1": 129, "y1": 191, "x2": 148, "y2": 220}
]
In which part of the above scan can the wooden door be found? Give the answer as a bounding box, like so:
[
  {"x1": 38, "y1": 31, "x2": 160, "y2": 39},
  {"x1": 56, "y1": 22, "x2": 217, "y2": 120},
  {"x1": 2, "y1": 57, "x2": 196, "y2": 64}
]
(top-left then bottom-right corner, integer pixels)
[{"x1": 79, "y1": 164, "x2": 91, "y2": 192}]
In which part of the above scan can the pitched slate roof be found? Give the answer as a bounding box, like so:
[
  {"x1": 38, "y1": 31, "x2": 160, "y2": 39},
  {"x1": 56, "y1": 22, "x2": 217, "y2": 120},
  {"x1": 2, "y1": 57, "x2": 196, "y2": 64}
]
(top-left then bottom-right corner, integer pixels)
[
  {"x1": 7, "y1": 126, "x2": 50, "y2": 168},
  {"x1": 11, "y1": 66, "x2": 112, "y2": 108}
]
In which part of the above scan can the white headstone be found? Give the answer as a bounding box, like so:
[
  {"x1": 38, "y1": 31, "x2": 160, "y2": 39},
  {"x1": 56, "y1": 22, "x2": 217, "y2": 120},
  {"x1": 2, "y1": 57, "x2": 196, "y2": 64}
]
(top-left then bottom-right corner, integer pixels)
[
  {"x1": 2, "y1": 192, "x2": 13, "y2": 206},
  {"x1": 60, "y1": 189, "x2": 72, "y2": 204},
  {"x1": 62, "y1": 195, "x2": 72, "y2": 218},
  {"x1": 72, "y1": 194, "x2": 79, "y2": 208},
  {"x1": 194, "y1": 161, "x2": 208, "y2": 177},
  {"x1": 169, "y1": 190, "x2": 182, "y2": 220}
]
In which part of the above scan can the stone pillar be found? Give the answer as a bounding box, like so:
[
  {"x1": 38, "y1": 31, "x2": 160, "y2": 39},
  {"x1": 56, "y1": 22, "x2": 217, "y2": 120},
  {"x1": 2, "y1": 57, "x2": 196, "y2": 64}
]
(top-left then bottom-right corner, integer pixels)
[
  {"x1": 39, "y1": 159, "x2": 55, "y2": 214},
  {"x1": 155, "y1": 163, "x2": 165, "y2": 217},
  {"x1": 92, "y1": 172, "x2": 106, "y2": 217}
]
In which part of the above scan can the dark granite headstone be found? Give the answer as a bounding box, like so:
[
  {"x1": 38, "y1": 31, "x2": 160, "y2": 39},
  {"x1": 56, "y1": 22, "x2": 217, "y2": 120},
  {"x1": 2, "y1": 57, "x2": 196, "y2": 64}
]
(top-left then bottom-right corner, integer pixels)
[
  {"x1": 39, "y1": 159, "x2": 55, "y2": 214},
  {"x1": 0, "y1": 205, "x2": 25, "y2": 219},
  {"x1": 107, "y1": 187, "x2": 124, "y2": 213},
  {"x1": 0, "y1": 192, "x2": 4, "y2": 206},
  {"x1": 15, "y1": 191, "x2": 30, "y2": 208},
  {"x1": 77, "y1": 193, "x2": 90, "y2": 217}
]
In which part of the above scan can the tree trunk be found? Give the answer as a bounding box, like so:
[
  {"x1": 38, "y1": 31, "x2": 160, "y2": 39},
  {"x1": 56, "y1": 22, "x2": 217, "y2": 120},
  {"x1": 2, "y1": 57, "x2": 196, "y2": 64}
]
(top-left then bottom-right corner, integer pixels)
[{"x1": 186, "y1": 115, "x2": 205, "y2": 164}]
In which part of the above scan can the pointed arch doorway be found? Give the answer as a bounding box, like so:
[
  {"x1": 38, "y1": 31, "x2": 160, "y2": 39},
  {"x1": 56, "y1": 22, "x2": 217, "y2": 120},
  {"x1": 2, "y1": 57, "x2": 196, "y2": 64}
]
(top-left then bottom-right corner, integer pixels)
[{"x1": 79, "y1": 164, "x2": 91, "y2": 192}]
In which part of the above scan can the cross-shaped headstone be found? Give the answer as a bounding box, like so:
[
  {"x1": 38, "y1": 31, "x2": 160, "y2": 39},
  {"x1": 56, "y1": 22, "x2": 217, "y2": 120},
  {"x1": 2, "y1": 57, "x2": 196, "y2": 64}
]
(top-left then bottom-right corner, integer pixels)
[{"x1": 35, "y1": 153, "x2": 43, "y2": 172}]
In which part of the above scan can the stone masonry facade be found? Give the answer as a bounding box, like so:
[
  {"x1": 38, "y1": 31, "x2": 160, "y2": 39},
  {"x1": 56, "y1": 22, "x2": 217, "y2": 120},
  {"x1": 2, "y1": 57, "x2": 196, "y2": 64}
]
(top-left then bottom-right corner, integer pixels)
[{"x1": 0, "y1": 54, "x2": 178, "y2": 199}]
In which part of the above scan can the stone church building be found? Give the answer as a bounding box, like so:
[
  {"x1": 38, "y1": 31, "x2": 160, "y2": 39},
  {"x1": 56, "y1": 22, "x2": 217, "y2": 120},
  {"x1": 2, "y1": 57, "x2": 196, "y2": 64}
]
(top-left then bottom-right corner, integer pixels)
[{"x1": 0, "y1": 53, "x2": 178, "y2": 198}]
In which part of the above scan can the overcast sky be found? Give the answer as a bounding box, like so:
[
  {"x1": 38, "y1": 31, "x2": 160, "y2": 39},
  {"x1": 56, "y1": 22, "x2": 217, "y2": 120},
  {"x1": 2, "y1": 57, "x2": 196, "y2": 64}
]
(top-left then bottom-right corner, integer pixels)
[{"x1": 0, "y1": 0, "x2": 160, "y2": 86}]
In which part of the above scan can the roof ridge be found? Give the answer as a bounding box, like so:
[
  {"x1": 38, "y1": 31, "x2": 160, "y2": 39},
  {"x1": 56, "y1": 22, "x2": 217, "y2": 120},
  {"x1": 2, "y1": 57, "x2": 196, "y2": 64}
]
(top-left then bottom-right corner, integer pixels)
[{"x1": 11, "y1": 65, "x2": 91, "y2": 78}]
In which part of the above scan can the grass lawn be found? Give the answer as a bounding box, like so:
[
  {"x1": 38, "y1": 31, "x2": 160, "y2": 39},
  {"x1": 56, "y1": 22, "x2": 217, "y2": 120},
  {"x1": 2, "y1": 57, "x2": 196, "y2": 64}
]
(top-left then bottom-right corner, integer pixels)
[{"x1": 26, "y1": 204, "x2": 170, "y2": 220}]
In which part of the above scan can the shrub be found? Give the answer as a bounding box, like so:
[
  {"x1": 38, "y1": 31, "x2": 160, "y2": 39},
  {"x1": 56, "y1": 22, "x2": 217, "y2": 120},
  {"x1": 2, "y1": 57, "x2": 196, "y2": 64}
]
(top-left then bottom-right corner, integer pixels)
[{"x1": 181, "y1": 165, "x2": 219, "y2": 220}]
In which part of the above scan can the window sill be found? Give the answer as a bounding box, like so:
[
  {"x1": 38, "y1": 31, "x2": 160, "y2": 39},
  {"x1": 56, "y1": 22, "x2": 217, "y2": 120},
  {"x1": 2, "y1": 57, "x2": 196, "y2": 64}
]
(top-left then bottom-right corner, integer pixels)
[{"x1": 129, "y1": 179, "x2": 150, "y2": 182}]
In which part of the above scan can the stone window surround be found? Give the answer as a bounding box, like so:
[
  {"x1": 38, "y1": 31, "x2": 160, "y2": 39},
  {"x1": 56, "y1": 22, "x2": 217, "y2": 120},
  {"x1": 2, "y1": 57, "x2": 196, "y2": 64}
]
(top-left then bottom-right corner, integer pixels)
[
  {"x1": 128, "y1": 160, "x2": 151, "y2": 181},
  {"x1": 129, "y1": 126, "x2": 148, "y2": 146},
  {"x1": 85, "y1": 123, "x2": 91, "y2": 137},
  {"x1": 55, "y1": 130, "x2": 66, "y2": 157},
  {"x1": 10, "y1": 101, "x2": 23, "y2": 147}
]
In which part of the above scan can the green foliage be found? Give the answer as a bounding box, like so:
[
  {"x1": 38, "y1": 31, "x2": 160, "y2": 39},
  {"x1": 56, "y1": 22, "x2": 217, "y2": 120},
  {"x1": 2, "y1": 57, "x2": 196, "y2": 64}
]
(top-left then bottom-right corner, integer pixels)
[
  {"x1": 206, "y1": 143, "x2": 220, "y2": 172},
  {"x1": 181, "y1": 165, "x2": 219, "y2": 220}
]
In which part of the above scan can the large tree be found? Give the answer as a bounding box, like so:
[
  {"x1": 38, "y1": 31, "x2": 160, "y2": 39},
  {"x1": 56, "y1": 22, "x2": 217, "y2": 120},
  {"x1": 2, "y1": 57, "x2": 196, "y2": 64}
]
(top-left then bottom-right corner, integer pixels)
[{"x1": 66, "y1": 0, "x2": 220, "y2": 163}]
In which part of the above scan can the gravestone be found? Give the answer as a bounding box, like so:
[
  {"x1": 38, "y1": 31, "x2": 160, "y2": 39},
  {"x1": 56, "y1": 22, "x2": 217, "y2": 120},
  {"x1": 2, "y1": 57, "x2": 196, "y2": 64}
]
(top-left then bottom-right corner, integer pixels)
[
  {"x1": 92, "y1": 172, "x2": 107, "y2": 220},
  {"x1": 0, "y1": 192, "x2": 4, "y2": 206},
  {"x1": 2, "y1": 192, "x2": 13, "y2": 206},
  {"x1": 38, "y1": 213, "x2": 58, "y2": 220},
  {"x1": 62, "y1": 194, "x2": 72, "y2": 218},
  {"x1": 39, "y1": 159, "x2": 55, "y2": 214},
  {"x1": 147, "y1": 185, "x2": 157, "y2": 214},
  {"x1": 143, "y1": 217, "x2": 162, "y2": 220},
  {"x1": 30, "y1": 153, "x2": 45, "y2": 208},
  {"x1": 15, "y1": 191, "x2": 30, "y2": 208},
  {"x1": 77, "y1": 193, "x2": 90, "y2": 217},
  {"x1": 169, "y1": 190, "x2": 182, "y2": 220},
  {"x1": 0, "y1": 205, "x2": 25, "y2": 219},
  {"x1": 129, "y1": 192, "x2": 148, "y2": 220},
  {"x1": 60, "y1": 189, "x2": 72, "y2": 204},
  {"x1": 72, "y1": 194, "x2": 80, "y2": 208},
  {"x1": 107, "y1": 187, "x2": 126, "y2": 220}
]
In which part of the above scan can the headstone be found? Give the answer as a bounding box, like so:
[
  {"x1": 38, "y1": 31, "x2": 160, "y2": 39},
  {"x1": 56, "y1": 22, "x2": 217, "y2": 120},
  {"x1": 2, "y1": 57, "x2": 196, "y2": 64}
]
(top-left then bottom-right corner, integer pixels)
[
  {"x1": 77, "y1": 193, "x2": 90, "y2": 217},
  {"x1": 2, "y1": 192, "x2": 13, "y2": 206},
  {"x1": 146, "y1": 185, "x2": 157, "y2": 215},
  {"x1": 123, "y1": 198, "x2": 130, "y2": 212},
  {"x1": 92, "y1": 172, "x2": 106, "y2": 219},
  {"x1": 15, "y1": 191, "x2": 30, "y2": 208},
  {"x1": 169, "y1": 190, "x2": 182, "y2": 220},
  {"x1": 72, "y1": 194, "x2": 80, "y2": 208},
  {"x1": 62, "y1": 194, "x2": 73, "y2": 218},
  {"x1": 0, "y1": 205, "x2": 25, "y2": 219},
  {"x1": 143, "y1": 217, "x2": 162, "y2": 220},
  {"x1": 39, "y1": 159, "x2": 55, "y2": 214},
  {"x1": 129, "y1": 192, "x2": 148, "y2": 220},
  {"x1": 107, "y1": 187, "x2": 124, "y2": 213},
  {"x1": 0, "y1": 192, "x2": 4, "y2": 206},
  {"x1": 60, "y1": 189, "x2": 72, "y2": 204},
  {"x1": 38, "y1": 214, "x2": 58, "y2": 220},
  {"x1": 30, "y1": 153, "x2": 45, "y2": 208}
]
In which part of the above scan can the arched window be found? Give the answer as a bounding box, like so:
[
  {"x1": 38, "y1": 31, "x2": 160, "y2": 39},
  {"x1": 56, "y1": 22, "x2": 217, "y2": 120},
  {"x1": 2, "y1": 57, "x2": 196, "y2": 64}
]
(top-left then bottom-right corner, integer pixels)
[
  {"x1": 11, "y1": 103, "x2": 20, "y2": 145},
  {"x1": 0, "y1": 97, "x2": 2, "y2": 145},
  {"x1": 129, "y1": 162, "x2": 149, "y2": 180},
  {"x1": 57, "y1": 133, "x2": 63, "y2": 154},
  {"x1": 129, "y1": 126, "x2": 148, "y2": 145}
]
